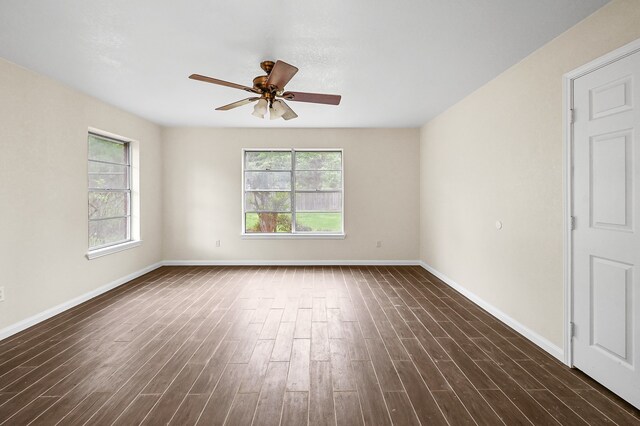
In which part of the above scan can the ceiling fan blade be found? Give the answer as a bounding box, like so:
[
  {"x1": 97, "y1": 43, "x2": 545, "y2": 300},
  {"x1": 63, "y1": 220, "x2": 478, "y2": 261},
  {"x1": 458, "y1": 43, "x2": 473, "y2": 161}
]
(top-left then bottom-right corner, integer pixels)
[
  {"x1": 189, "y1": 74, "x2": 256, "y2": 92},
  {"x1": 279, "y1": 100, "x2": 298, "y2": 120},
  {"x1": 215, "y1": 97, "x2": 261, "y2": 111},
  {"x1": 281, "y1": 91, "x2": 341, "y2": 105},
  {"x1": 265, "y1": 60, "x2": 299, "y2": 91}
]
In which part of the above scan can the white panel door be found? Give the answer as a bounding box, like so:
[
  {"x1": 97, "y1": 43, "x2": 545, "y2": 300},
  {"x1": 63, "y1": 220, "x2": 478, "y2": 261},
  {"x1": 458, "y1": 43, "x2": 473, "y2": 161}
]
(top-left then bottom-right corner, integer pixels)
[{"x1": 573, "y1": 50, "x2": 640, "y2": 409}]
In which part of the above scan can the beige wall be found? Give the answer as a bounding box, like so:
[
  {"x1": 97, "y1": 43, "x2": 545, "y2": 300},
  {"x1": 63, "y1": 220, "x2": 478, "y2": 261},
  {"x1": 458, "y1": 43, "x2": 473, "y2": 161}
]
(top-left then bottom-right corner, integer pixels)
[
  {"x1": 162, "y1": 128, "x2": 419, "y2": 262},
  {"x1": 420, "y1": 0, "x2": 640, "y2": 348},
  {"x1": 0, "y1": 58, "x2": 163, "y2": 332}
]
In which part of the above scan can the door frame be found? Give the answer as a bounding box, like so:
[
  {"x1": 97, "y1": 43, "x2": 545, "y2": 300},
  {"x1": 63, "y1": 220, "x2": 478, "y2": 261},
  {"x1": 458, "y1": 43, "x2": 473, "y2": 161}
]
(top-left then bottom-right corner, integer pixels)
[{"x1": 562, "y1": 37, "x2": 640, "y2": 367}]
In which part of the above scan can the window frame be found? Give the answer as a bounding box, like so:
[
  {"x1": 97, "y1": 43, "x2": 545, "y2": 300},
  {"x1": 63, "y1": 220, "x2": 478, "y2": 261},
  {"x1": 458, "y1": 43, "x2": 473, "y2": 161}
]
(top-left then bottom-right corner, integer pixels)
[
  {"x1": 241, "y1": 148, "x2": 345, "y2": 239},
  {"x1": 86, "y1": 130, "x2": 140, "y2": 259}
]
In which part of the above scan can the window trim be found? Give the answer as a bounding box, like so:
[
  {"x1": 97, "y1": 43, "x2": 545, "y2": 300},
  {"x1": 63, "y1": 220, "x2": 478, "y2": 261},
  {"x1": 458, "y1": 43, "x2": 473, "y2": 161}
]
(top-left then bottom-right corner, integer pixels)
[
  {"x1": 86, "y1": 129, "x2": 141, "y2": 259},
  {"x1": 241, "y1": 148, "x2": 345, "y2": 238}
]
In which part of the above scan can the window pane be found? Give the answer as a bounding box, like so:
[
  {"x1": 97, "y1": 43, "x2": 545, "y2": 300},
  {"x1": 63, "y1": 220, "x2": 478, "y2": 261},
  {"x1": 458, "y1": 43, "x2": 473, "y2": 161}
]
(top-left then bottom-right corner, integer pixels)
[
  {"x1": 295, "y1": 151, "x2": 341, "y2": 170},
  {"x1": 245, "y1": 171, "x2": 291, "y2": 191},
  {"x1": 296, "y1": 212, "x2": 342, "y2": 233},
  {"x1": 245, "y1": 213, "x2": 292, "y2": 233},
  {"x1": 88, "y1": 134, "x2": 128, "y2": 164},
  {"x1": 245, "y1": 151, "x2": 291, "y2": 171},
  {"x1": 89, "y1": 217, "x2": 128, "y2": 248},
  {"x1": 295, "y1": 171, "x2": 342, "y2": 191},
  {"x1": 89, "y1": 191, "x2": 128, "y2": 219},
  {"x1": 245, "y1": 192, "x2": 291, "y2": 212},
  {"x1": 88, "y1": 161, "x2": 128, "y2": 189},
  {"x1": 295, "y1": 192, "x2": 341, "y2": 212}
]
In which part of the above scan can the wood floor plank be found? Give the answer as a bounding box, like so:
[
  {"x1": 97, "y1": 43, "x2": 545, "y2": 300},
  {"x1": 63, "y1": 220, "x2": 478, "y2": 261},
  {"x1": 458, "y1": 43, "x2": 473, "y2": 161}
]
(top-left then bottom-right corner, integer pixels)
[
  {"x1": 383, "y1": 307, "x2": 414, "y2": 339},
  {"x1": 113, "y1": 394, "x2": 160, "y2": 426},
  {"x1": 253, "y1": 362, "x2": 289, "y2": 426},
  {"x1": 271, "y1": 322, "x2": 296, "y2": 362},
  {"x1": 436, "y1": 360, "x2": 504, "y2": 426},
  {"x1": 405, "y1": 321, "x2": 449, "y2": 361},
  {"x1": 189, "y1": 340, "x2": 238, "y2": 394},
  {"x1": 170, "y1": 394, "x2": 208, "y2": 426},
  {"x1": 327, "y1": 308, "x2": 343, "y2": 339},
  {"x1": 52, "y1": 391, "x2": 113, "y2": 426},
  {"x1": 312, "y1": 298, "x2": 328, "y2": 322},
  {"x1": 286, "y1": 339, "x2": 311, "y2": 392},
  {"x1": 479, "y1": 389, "x2": 533, "y2": 426},
  {"x1": 260, "y1": 309, "x2": 283, "y2": 340},
  {"x1": 472, "y1": 337, "x2": 543, "y2": 389},
  {"x1": 437, "y1": 337, "x2": 497, "y2": 390},
  {"x1": 334, "y1": 391, "x2": 364, "y2": 426},
  {"x1": 2, "y1": 395, "x2": 59, "y2": 425},
  {"x1": 475, "y1": 359, "x2": 559, "y2": 425},
  {"x1": 226, "y1": 392, "x2": 259, "y2": 426},
  {"x1": 141, "y1": 363, "x2": 207, "y2": 425},
  {"x1": 383, "y1": 391, "x2": 420, "y2": 426},
  {"x1": 281, "y1": 298, "x2": 300, "y2": 323},
  {"x1": 239, "y1": 339, "x2": 275, "y2": 393},
  {"x1": 351, "y1": 361, "x2": 392, "y2": 426},
  {"x1": 338, "y1": 298, "x2": 357, "y2": 322},
  {"x1": 376, "y1": 320, "x2": 411, "y2": 361},
  {"x1": 329, "y1": 339, "x2": 356, "y2": 392},
  {"x1": 432, "y1": 390, "x2": 476, "y2": 425},
  {"x1": 294, "y1": 309, "x2": 313, "y2": 339},
  {"x1": 309, "y1": 361, "x2": 335, "y2": 426},
  {"x1": 229, "y1": 322, "x2": 262, "y2": 364},
  {"x1": 365, "y1": 338, "x2": 403, "y2": 391},
  {"x1": 281, "y1": 391, "x2": 309, "y2": 426},
  {"x1": 311, "y1": 322, "x2": 330, "y2": 361},
  {"x1": 528, "y1": 389, "x2": 589, "y2": 425},
  {"x1": 342, "y1": 321, "x2": 369, "y2": 361},
  {"x1": 401, "y1": 338, "x2": 450, "y2": 391},
  {"x1": 196, "y1": 363, "x2": 245, "y2": 426},
  {"x1": 573, "y1": 389, "x2": 640, "y2": 424},
  {"x1": 394, "y1": 360, "x2": 448, "y2": 425}
]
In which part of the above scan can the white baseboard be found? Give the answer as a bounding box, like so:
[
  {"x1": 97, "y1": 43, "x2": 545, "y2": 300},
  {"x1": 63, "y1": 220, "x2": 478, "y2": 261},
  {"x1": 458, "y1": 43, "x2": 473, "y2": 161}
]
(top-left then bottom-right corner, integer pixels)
[
  {"x1": 163, "y1": 260, "x2": 421, "y2": 266},
  {"x1": 0, "y1": 261, "x2": 163, "y2": 341},
  {"x1": 418, "y1": 261, "x2": 564, "y2": 362}
]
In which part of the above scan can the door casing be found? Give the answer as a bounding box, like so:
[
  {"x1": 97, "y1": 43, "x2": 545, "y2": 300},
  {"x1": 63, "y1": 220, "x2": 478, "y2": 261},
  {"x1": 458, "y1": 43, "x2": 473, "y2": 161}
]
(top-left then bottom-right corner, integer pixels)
[{"x1": 563, "y1": 37, "x2": 640, "y2": 367}]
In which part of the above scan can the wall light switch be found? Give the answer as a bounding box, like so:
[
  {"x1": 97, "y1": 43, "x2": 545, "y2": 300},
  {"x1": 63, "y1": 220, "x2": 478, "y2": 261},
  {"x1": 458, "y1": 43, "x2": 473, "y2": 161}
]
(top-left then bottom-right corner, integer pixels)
[
  {"x1": 215, "y1": 240, "x2": 221, "y2": 247},
  {"x1": 495, "y1": 220, "x2": 503, "y2": 230},
  {"x1": 0, "y1": 287, "x2": 4, "y2": 302},
  {"x1": 376, "y1": 241, "x2": 382, "y2": 248}
]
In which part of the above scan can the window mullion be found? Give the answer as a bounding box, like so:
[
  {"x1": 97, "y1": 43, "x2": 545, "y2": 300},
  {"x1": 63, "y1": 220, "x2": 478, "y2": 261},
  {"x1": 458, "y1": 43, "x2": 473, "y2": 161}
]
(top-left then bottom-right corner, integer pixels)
[{"x1": 291, "y1": 149, "x2": 296, "y2": 234}]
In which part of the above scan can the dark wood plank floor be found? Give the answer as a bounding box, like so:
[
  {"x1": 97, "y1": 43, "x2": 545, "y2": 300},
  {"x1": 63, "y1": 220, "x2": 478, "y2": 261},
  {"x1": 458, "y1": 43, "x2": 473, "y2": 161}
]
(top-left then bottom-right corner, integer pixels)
[{"x1": 0, "y1": 266, "x2": 639, "y2": 425}]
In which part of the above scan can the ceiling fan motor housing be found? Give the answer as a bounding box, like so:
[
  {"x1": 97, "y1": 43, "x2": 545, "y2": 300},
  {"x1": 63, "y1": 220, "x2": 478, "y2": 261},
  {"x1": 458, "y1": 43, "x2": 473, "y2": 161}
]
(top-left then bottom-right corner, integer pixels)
[{"x1": 252, "y1": 75, "x2": 270, "y2": 95}]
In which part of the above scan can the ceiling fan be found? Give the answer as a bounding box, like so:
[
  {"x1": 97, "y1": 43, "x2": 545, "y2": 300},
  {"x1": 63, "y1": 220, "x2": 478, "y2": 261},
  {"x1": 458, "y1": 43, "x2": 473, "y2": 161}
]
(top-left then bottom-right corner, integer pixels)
[{"x1": 189, "y1": 60, "x2": 341, "y2": 120}]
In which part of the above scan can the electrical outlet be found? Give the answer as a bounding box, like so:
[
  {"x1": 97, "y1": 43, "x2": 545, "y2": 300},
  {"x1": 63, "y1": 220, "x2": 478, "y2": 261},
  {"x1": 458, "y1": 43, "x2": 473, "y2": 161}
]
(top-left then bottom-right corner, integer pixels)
[
  {"x1": 215, "y1": 240, "x2": 221, "y2": 247},
  {"x1": 0, "y1": 287, "x2": 4, "y2": 302},
  {"x1": 376, "y1": 241, "x2": 382, "y2": 248}
]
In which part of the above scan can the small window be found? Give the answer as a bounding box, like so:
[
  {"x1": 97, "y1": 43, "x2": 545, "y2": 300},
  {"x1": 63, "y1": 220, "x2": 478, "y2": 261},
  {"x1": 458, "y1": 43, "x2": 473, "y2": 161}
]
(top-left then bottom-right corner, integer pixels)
[
  {"x1": 88, "y1": 133, "x2": 132, "y2": 250},
  {"x1": 243, "y1": 149, "x2": 343, "y2": 235}
]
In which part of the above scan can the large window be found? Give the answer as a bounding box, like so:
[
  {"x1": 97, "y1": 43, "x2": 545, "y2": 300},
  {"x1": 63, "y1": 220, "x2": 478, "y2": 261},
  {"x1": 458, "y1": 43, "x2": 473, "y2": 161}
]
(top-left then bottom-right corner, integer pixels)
[
  {"x1": 88, "y1": 133, "x2": 132, "y2": 250},
  {"x1": 243, "y1": 149, "x2": 343, "y2": 235}
]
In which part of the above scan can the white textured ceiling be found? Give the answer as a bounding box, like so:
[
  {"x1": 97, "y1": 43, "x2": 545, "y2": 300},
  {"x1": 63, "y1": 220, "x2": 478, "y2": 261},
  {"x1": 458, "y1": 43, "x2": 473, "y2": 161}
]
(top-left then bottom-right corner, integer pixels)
[{"x1": 0, "y1": 0, "x2": 609, "y2": 127}]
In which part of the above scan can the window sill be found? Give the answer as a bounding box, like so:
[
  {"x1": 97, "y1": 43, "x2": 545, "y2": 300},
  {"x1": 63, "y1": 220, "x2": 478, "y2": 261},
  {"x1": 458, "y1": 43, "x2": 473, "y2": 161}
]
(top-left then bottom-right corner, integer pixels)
[
  {"x1": 241, "y1": 233, "x2": 346, "y2": 240},
  {"x1": 86, "y1": 240, "x2": 142, "y2": 260}
]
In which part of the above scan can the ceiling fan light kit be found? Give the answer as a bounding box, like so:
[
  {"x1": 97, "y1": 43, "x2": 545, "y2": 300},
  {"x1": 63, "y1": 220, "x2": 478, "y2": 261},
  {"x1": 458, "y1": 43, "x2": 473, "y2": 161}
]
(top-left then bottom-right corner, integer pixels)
[
  {"x1": 252, "y1": 98, "x2": 268, "y2": 118},
  {"x1": 270, "y1": 100, "x2": 286, "y2": 120},
  {"x1": 189, "y1": 60, "x2": 341, "y2": 121}
]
